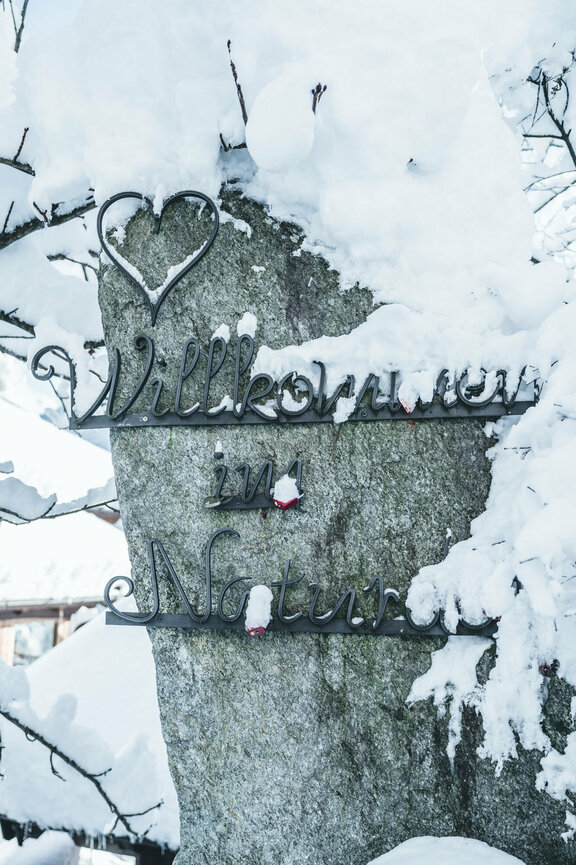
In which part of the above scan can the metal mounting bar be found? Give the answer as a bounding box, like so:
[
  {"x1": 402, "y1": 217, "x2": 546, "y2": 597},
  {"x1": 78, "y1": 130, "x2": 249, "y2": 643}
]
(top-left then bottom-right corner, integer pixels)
[
  {"x1": 105, "y1": 610, "x2": 497, "y2": 637},
  {"x1": 72, "y1": 400, "x2": 534, "y2": 430}
]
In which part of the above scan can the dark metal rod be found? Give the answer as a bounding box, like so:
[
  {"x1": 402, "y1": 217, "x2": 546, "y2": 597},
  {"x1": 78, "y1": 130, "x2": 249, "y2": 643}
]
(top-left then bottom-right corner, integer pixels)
[{"x1": 72, "y1": 400, "x2": 534, "y2": 430}]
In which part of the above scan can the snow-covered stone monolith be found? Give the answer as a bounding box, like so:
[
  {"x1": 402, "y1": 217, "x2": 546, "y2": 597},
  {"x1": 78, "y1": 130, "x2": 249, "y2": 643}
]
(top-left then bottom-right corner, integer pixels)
[{"x1": 98, "y1": 191, "x2": 571, "y2": 865}]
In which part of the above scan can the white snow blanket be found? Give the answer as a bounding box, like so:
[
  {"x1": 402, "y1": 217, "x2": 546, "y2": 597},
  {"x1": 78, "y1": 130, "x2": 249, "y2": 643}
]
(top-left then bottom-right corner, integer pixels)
[{"x1": 368, "y1": 836, "x2": 527, "y2": 865}]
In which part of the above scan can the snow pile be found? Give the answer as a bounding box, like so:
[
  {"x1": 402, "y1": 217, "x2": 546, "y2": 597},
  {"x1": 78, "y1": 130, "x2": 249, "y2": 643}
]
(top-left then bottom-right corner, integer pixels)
[
  {"x1": 0, "y1": 831, "x2": 77, "y2": 865},
  {"x1": 407, "y1": 637, "x2": 490, "y2": 765},
  {"x1": 272, "y1": 473, "x2": 300, "y2": 509},
  {"x1": 0, "y1": 357, "x2": 116, "y2": 523},
  {"x1": 2, "y1": 0, "x2": 576, "y2": 832},
  {"x1": 246, "y1": 68, "x2": 316, "y2": 173},
  {"x1": 367, "y1": 836, "x2": 527, "y2": 865},
  {"x1": 0, "y1": 605, "x2": 179, "y2": 846},
  {"x1": 245, "y1": 585, "x2": 273, "y2": 636}
]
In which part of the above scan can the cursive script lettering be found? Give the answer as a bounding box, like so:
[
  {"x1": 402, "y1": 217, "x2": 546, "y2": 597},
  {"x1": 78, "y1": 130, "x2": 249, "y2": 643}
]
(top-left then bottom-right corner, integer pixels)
[{"x1": 31, "y1": 334, "x2": 534, "y2": 430}]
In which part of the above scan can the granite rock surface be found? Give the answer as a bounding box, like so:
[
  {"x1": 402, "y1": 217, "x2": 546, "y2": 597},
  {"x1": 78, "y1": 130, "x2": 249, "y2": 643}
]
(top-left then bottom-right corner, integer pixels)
[{"x1": 98, "y1": 188, "x2": 573, "y2": 865}]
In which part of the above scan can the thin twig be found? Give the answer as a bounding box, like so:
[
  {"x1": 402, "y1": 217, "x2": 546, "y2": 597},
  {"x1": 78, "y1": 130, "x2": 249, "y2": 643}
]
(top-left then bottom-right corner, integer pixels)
[
  {"x1": 0, "y1": 309, "x2": 34, "y2": 335},
  {"x1": 41, "y1": 496, "x2": 121, "y2": 522},
  {"x1": 0, "y1": 344, "x2": 27, "y2": 362},
  {"x1": 48, "y1": 378, "x2": 71, "y2": 424},
  {"x1": 0, "y1": 196, "x2": 96, "y2": 251},
  {"x1": 227, "y1": 40, "x2": 248, "y2": 125},
  {"x1": 0, "y1": 309, "x2": 103, "y2": 352},
  {"x1": 33, "y1": 201, "x2": 48, "y2": 223},
  {"x1": 524, "y1": 132, "x2": 564, "y2": 140},
  {"x1": 50, "y1": 750, "x2": 66, "y2": 782},
  {"x1": 0, "y1": 155, "x2": 34, "y2": 175},
  {"x1": 7, "y1": 0, "x2": 17, "y2": 39},
  {"x1": 13, "y1": 126, "x2": 29, "y2": 162},
  {"x1": 541, "y1": 71, "x2": 576, "y2": 168},
  {"x1": 47, "y1": 252, "x2": 98, "y2": 275},
  {"x1": 219, "y1": 133, "x2": 247, "y2": 153}
]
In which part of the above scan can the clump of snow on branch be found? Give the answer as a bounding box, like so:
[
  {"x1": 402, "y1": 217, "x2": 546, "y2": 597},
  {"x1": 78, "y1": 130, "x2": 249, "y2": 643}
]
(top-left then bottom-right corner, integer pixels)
[
  {"x1": 0, "y1": 360, "x2": 117, "y2": 523},
  {"x1": 407, "y1": 637, "x2": 490, "y2": 766},
  {"x1": 246, "y1": 67, "x2": 317, "y2": 172},
  {"x1": 237, "y1": 311, "x2": 257, "y2": 338}
]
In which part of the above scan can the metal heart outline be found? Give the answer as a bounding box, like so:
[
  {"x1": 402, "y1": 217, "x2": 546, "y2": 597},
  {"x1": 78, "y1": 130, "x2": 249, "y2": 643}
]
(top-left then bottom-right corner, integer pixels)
[{"x1": 97, "y1": 190, "x2": 220, "y2": 325}]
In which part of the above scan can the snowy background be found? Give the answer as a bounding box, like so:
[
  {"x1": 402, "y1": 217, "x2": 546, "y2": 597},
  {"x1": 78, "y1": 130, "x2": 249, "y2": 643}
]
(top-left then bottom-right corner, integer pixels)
[{"x1": 1, "y1": 0, "x2": 576, "y2": 860}]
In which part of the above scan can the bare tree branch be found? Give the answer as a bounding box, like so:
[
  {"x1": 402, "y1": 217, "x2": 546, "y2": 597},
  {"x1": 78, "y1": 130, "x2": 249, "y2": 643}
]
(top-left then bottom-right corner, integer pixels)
[
  {"x1": 0, "y1": 309, "x2": 34, "y2": 336},
  {"x1": 524, "y1": 132, "x2": 564, "y2": 140},
  {"x1": 0, "y1": 196, "x2": 96, "y2": 252},
  {"x1": 0, "y1": 344, "x2": 27, "y2": 363},
  {"x1": 524, "y1": 169, "x2": 576, "y2": 191},
  {"x1": 0, "y1": 128, "x2": 34, "y2": 175},
  {"x1": 533, "y1": 187, "x2": 576, "y2": 214},
  {"x1": 219, "y1": 133, "x2": 247, "y2": 153},
  {"x1": 39, "y1": 495, "x2": 121, "y2": 522},
  {"x1": 7, "y1": 0, "x2": 17, "y2": 40},
  {"x1": 13, "y1": 127, "x2": 28, "y2": 162},
  {"x1": 32, "y1": 201, "x2": 48, "y2": 223},
  {"x1": 0, "y1": 705, "x2": 162, "y2": 840}
]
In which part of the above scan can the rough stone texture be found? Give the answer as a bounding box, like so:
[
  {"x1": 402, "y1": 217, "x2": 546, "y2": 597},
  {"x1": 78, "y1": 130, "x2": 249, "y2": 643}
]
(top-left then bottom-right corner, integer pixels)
[{"x1": 98, "y1": 188, "x2": 574, "y2": 865}]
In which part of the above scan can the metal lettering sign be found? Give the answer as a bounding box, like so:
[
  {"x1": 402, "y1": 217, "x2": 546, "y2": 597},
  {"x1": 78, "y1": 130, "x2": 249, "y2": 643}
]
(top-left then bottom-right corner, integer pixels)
[
  {"x1": 32, "y1": 191, "x2": 536, "y2": 638},
  {"x1": 104, "y1": 529, "x2": 498, "y2": 637}
]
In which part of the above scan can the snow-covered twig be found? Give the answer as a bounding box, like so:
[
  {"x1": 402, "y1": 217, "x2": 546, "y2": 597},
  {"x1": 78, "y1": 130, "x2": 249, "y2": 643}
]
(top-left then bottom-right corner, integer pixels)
[
  {"x1": 220, "y1": 40, "x2": 249, "y2": 152},
  {"x1": 0, "y1": 308, "x2": 103, "y2": 353},
  {"x1": 47, "y1": 253, "x2": 98, "y2": 282}
]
